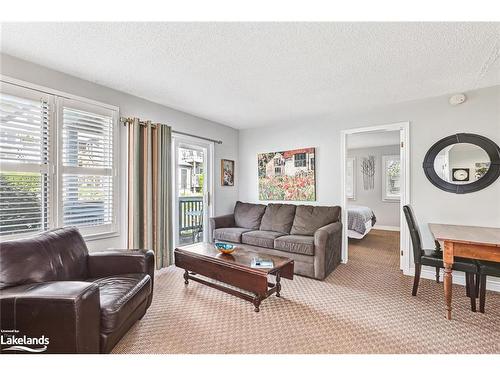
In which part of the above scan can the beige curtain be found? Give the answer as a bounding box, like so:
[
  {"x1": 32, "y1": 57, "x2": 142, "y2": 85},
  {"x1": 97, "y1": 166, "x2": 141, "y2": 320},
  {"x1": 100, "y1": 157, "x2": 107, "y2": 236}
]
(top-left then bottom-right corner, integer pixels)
[{"x1": 127, "y1": 118, "x2": 172, "y2": 269}]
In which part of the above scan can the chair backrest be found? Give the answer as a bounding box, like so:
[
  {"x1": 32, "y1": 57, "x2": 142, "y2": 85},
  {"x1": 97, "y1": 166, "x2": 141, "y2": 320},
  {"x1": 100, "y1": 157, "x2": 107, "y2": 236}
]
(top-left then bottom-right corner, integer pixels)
[
  {"x1": 402, "y1": 205, "x2": 423, "y2": 264},
  {"x1": 0, "y1": 227, "x2": 89, "y2": 290}
]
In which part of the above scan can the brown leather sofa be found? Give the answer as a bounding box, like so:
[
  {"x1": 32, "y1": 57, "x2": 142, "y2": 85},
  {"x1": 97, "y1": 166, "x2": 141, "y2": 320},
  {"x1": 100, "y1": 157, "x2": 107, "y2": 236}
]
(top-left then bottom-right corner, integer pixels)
[
  {"x1": 0, "y1": 227, "x2": 154, "y2": 353},
  {"x1": 210, "y1": 201, "x2": 342, "y2": 280}
]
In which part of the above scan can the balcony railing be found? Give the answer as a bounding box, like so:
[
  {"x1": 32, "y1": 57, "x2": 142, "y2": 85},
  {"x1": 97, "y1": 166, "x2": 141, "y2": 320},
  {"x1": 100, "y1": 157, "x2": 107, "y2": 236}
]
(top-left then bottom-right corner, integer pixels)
[{"x1": 179, "y1": 196, "x2": 203, "y2": 245}]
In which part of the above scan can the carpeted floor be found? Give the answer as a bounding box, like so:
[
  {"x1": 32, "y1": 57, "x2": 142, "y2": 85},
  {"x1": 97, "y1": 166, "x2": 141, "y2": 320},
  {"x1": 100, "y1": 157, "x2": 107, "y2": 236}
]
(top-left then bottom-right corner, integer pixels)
[{"x1": 112, "y1": 230, "x2": 499, "y2": 354}]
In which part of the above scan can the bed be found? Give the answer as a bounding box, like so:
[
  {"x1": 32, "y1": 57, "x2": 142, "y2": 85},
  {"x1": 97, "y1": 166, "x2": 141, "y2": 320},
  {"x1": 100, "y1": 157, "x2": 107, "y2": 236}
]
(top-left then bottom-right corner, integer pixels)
[{"x1": 347, "y1": 205, "x2": 376, "y2": 239}]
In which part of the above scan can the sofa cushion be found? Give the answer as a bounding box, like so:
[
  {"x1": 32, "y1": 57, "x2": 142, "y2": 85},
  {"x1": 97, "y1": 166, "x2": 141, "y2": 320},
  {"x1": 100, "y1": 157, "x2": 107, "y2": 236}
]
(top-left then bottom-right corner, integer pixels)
[
  {"x1": 274, "y1": 235, "x2": 315, "y2": 256},
  {"x1": 234, "y1": 201, "x2": 267, "y2": 229},
  {"x1": 242, "y1": 230, "x2": 285, "y2": 249},
  {"x1": 259, "y1": 204, "x2": 297, "y2": 234},
  {"x1": 290, "y1": 205, "x2": 341, "y2": 236},
  {"x1": 87, "y1": 273, "x2": 151, "y2": 333},
  {"x1": 213, "y1": 227, "x2": 252, "y2": 243}
]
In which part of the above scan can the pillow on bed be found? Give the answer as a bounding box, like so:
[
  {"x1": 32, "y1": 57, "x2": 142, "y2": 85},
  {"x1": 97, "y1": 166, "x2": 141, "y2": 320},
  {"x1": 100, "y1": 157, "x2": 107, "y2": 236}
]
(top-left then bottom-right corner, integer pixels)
[{"x1": 290, "y1": 205, "x2": 341, "y2": 236}]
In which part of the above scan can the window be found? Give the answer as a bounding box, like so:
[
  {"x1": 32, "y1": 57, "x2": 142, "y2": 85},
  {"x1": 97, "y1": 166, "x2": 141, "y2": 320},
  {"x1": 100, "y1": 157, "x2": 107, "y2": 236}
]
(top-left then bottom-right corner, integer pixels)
[
  {"x1": 274, "y1": 166, "x2": 282, "y2": 176},
  {"x1": 0, "y1": 86, "x2": 51, "y2": 236},
  {"x1": 0, "y1": 80, "x2": 119, "y2": 239},
  {"x1": 382, "y1": 155, "x2": 401, "y2": 201},
  {"x1": 294, "y1": 153, "x2": 306, "y2": 167},
  {"x1": 345, "y1": 157, "x2": 356, "y2": 200}
]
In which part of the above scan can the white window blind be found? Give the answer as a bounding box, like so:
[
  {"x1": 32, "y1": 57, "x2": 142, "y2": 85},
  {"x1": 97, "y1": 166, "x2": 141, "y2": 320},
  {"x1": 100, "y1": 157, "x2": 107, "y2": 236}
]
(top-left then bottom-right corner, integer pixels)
[
  {"x1": 0, "y1": 80, "x2": 118, "y2": 240},
  {"x1": 0, "y1": 86, "x2": 51, "y2": 236},
  {"x1": 60, "y1": 99, "x2": 116, "y2": 234},
  {"x1": 62, "y1": 107, "x2": 113, "y2": 169}
]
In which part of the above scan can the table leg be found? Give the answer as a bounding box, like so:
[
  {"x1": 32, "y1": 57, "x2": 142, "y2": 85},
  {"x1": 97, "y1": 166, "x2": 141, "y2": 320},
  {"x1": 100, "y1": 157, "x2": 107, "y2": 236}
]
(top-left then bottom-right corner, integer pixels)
[
  {"x1": 443, "y1": 263, "x2": 453, "y2": 320},
  {"x1": 253, "y1": 296, "x2": 261, "y2": 312},
  {"x1": 276, "y1": 273, "x2": 281, "y2": 297},
  {"x1": 183, "y1": 269, "x2": 189, "y2": 285},
  {"x1": 443, "y1": 241, "x2": 454, "y2": 320}
]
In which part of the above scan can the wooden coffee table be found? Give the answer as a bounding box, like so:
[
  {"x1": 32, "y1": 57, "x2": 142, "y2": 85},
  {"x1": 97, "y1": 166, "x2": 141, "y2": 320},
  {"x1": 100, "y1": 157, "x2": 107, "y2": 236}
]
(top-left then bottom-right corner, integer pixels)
[{"x1": 174, "y1": 242, "x2": 294, "y2": 312}]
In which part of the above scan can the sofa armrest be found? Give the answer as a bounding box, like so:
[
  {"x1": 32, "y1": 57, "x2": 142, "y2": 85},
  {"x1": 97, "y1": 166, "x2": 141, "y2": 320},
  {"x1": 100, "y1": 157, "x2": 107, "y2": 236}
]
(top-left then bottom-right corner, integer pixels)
[
  {"x1": 209, "y1": 214, "x2": 235, "y2": 241},
  {"x1": 210, "y1": 214, "x2": 235, "y2": 229},
  {"x1": 313, "y1": 222, "x2": 343, "y2": 280},
  {"x1": 0, "y1": 281, "x2": 100, "y2": 353},
  {"x1": 87, "y1": 249, "x2": 155, "y2": 308},
  {"x1": 87, "y1": 249, "x2": 154, "y2": 278}
]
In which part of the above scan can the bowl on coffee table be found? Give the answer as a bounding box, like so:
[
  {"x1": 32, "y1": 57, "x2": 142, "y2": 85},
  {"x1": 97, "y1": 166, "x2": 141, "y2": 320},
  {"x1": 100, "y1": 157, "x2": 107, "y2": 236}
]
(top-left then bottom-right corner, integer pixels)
[{"x1": 214, "y1": 242, "x2": 236, "y2": 254}]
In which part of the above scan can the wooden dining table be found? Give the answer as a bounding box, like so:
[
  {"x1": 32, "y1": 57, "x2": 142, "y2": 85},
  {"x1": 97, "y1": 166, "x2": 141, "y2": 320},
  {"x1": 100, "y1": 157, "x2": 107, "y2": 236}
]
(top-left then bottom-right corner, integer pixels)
[{"x1": 429, "y1": 223, "x2": 500, "y2": 320}]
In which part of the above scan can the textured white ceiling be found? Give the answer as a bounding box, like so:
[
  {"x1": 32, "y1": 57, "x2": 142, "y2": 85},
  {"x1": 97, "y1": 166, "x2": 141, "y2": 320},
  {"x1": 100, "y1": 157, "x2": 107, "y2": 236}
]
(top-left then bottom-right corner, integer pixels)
[{"x1": 1, "y1": 22, "x2": 499, "y2": 129}]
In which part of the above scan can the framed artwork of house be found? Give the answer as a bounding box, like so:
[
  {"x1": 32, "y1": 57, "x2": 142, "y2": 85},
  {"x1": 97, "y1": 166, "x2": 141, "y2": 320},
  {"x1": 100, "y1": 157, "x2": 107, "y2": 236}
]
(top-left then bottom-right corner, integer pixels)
[
  {"x1": 258, "y1": 147, "x2": 316, "y2": 201},
  {"x1": 221, "y1": 159, "x2": 235, "y2": 186}
]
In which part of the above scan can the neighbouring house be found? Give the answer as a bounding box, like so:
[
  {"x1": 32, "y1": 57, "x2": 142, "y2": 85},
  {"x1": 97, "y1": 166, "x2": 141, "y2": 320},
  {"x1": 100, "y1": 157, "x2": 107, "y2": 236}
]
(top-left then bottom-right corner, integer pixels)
[{"x1": 179, "y1": 148, "x2": 204, "y2": 195}]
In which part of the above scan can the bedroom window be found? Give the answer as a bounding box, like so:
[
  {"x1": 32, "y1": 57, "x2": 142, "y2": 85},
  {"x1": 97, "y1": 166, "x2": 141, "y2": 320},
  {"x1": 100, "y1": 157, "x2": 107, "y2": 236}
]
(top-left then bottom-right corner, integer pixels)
[
  {"x1": 346, "y1": 157, "x2": 356, "y2": 200},
  {"x1": 382, "y1": 154, "x2": 400, "y2": 201},
  {"x1": 0, "y1": 80, "x2": 119, "y2": 240}
]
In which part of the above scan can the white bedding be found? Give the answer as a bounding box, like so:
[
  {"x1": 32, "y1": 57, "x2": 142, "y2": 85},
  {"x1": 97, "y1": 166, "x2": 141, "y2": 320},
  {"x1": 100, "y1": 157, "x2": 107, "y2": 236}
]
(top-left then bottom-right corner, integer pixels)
[{"x1": 348, "y1": 218, "x2": 373, "y2": 239}]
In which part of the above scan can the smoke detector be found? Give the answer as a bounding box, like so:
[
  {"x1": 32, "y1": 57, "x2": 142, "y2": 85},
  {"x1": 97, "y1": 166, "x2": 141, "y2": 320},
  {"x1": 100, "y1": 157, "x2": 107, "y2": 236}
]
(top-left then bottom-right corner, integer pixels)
[{"x1": 449, "y1": 93, "x2": 467, "y2": 106}]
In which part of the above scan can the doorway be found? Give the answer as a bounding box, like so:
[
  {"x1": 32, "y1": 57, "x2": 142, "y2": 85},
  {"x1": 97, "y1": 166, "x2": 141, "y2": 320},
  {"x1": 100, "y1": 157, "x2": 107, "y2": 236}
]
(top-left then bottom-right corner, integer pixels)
[
  {"x1": 172, "y1": 135, "x2": 214, "y2": 246},
  {"x1": 340, "y1": 122, "x2": 411, "y2": 274}
]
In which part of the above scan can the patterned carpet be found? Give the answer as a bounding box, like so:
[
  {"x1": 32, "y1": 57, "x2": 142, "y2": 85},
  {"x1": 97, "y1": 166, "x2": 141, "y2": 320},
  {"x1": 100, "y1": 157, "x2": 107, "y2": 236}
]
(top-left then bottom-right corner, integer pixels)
[{"x1": 112, "y1": 230, "x2": 499, "y2": 354}]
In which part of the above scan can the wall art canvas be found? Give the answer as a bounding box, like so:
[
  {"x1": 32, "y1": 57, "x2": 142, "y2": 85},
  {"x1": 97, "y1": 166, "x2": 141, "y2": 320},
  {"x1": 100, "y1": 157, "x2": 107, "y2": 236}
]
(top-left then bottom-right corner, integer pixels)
[
  {"x1": 361, "y1": 155, "x2": 375, "y2": 190},
  {"x1": 258, "y1": 147, "x2": 316, "y2": 201},
  {"x1": 221, "y1": 159, "x2": 235, "y2": 186}
]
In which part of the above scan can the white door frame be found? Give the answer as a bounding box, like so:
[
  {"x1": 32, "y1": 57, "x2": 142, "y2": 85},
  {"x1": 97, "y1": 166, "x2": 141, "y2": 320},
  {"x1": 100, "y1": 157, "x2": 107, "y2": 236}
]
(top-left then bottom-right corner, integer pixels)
[
  {"x1": 340, "y1": 121, "x2": 411, "y2": 274},
  {"x1": 172, "y1": 134, "x2": 215, "y2": 246}
]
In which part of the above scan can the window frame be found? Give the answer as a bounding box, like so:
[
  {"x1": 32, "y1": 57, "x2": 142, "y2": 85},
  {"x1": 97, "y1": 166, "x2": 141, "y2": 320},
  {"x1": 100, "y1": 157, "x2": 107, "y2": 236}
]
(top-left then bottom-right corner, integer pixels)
[
  {"x1": 345, "y1": 157, "x2": 356, "y2": 200},
  {"x1": 382, "y1": 154, "x2": 401, "y2": 202},
  {"x1": 0, "y1": 75, "x2": 120, "y2": 241}
]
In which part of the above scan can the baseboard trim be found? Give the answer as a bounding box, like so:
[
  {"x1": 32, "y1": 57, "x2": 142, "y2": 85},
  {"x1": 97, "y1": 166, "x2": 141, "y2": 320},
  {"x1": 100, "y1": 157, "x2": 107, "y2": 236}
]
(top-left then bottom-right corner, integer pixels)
[
  {"x1": 408, "y1": 267, "x2": 500, "y2": 292},
  {"x1": 373, "y1": 225, "x2": 400, "y2": 231}
]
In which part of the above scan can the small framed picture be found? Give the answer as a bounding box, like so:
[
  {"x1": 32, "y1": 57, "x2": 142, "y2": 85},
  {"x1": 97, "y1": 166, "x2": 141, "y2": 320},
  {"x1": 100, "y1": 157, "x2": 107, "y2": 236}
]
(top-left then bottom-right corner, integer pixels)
[{"x1": 221, "y1": 159, "x2": 235, "y2": 186}]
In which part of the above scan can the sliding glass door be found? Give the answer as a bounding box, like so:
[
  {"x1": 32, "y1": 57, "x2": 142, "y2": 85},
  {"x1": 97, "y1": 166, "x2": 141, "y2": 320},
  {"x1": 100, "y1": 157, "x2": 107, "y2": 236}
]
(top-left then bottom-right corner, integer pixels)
[{"x1": 172, "y1": 135, "x2": 213, "y2": 246}]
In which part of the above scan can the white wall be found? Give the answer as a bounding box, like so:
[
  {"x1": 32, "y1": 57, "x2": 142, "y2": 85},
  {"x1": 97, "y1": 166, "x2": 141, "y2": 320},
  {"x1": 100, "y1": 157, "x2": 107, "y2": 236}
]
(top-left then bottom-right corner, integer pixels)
[
  {"x1": 347, "y1": 144, "x2": 400, "y2": 228},
  {"x1": 1, "y1": 54, "x2": 239, "y2": 251},
  {"x1": 239, "y1": 85, "x2": 500, "y2": 250}
]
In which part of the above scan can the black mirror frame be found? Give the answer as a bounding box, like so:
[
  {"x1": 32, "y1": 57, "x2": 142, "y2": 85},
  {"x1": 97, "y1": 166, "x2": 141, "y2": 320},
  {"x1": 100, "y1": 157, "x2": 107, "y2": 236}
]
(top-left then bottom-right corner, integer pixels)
[{"x1": 422, "y1": 133, "x2": 500, "y2": 194}]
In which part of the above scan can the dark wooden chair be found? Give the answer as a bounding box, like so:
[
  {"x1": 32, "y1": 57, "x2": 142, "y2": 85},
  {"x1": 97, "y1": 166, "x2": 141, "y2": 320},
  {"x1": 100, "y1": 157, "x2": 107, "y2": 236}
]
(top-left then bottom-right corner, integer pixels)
[
  {"x1": 476, "y1": 261, "x2": 500, "y2": 313},
  {"x1": 403, "y1": 205, "x2": 479, "y2": 311}
]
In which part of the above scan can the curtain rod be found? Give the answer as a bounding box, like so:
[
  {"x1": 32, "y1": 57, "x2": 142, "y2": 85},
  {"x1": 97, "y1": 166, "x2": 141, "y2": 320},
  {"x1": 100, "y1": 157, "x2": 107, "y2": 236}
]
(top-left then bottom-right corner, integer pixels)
[{"x1": 120, "y1": 117, "x2": 223, "y2": 145}]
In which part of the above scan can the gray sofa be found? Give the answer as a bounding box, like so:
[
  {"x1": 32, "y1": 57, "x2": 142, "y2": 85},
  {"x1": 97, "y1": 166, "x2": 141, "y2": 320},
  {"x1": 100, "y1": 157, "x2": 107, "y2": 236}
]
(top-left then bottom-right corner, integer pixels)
[{"x1": 210, "y1": 201, "x2": 342, "y2": 280}]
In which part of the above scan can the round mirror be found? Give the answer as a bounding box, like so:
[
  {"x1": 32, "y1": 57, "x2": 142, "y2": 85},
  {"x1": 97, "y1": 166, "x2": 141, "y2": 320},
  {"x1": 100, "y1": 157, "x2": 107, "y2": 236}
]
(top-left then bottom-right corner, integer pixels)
[
  {"x1": 423, "y1": 133, "x2": 500, "y2": 194},
  {"x1": 433, "y1": 143, "x2": 490, "y2": 184}
]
